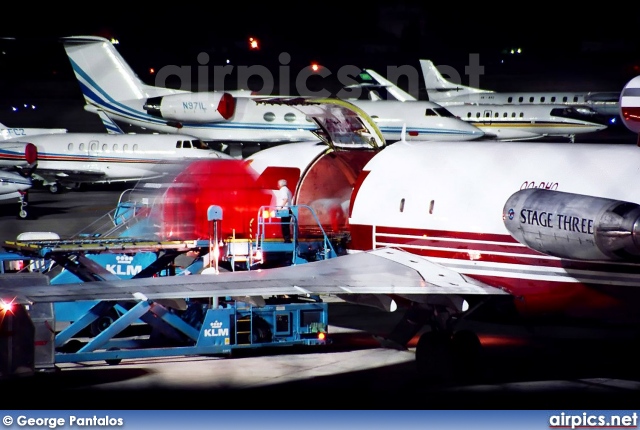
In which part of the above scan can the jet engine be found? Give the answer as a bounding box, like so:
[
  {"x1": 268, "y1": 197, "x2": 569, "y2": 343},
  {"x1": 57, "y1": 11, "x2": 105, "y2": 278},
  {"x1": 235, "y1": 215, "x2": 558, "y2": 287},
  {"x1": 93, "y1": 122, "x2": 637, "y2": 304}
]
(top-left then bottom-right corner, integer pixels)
[
  {"x1": 0, "y1": 142, "x2": 37, "y2": 168},
  {"x1": 503, "y1": 188, "x2": 640, "y2": 261},
  {"x1": 143, "y1": 92, "x2": 236, "y2": 123}
]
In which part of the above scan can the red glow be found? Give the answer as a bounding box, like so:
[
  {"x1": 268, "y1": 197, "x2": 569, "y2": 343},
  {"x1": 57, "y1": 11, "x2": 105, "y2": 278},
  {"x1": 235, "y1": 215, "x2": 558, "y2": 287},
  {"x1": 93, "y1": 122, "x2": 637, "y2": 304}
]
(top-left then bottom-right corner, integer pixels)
[
  {"x1": 161, "y1": 160, "x2": 273, "y2": 241},
  {"x1": 25, "y1": 143, "x2": 37, "y2": 165},
  {"x1": 217, "y1": 93, "x2": 236, "y2": 120}
]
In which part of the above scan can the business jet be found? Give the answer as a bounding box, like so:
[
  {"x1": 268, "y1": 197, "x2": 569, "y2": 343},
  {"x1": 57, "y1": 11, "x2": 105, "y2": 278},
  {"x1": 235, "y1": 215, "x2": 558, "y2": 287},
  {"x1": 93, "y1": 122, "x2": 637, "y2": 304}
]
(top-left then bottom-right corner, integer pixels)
[
  {"x1": 0, "y1": 121, "x2": 67, "y2": 141},
  {"x1": 420, "y1": 59, "x2": 621, "y2": 121},
  {"x1": 5, "y1": 76, "x2": 640, "y2": 383},
  {"x1": 0, "y1": 132, "x2": 231, "y2": 194},
  {"x1": 352, "y1": 69, "x2": 608, "y2": 141},
  {"x1": 58, "y1": 36, "x2": 484, "y2": 157}
]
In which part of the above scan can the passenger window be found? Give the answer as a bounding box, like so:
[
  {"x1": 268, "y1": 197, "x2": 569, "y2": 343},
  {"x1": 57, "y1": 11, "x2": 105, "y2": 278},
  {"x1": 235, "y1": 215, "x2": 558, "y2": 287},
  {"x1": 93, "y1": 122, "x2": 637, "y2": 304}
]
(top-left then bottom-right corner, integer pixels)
[
  {"x1": 503, "y1": 112, "x2": 507, "y2": 118},
  {"x1": 507, "y1": 97, "x2": 513, "y2": 103},
  {"x1": 494, "y1": 112, "x2": 499, "y2": 118},
  {"x1": 519, "y1": 112, "x2": 524, "y2": 118},
  {"x1": 123, "y1": 144, "x2": 128, "y2": 152},
  {"x1": 79, "y1": 143, "x2": 85, "y2": 151},
  {"x1": 67, "y1": 143, "x2": 73, "y2": 151},
  {"x1": 562, "y1": 96, "x2": 568, "y2": 102},
  {"x1": 511, "y1": 112, "x2": 516, "y2": 118},
  {"x1": 113, "y1": 144, "x2": 118, "y2": 151},
  {"x1": 518, "y1": 97, "x2": 523, "y2": 102},
  {"x1": 551, "y1": 96, "x2": 556, "y2": 102},
  {"x1": 573, "y1": 96, "x2": 578, "y2": 102},
  {"x1": 529, "y1": 97, "x2": 534, "y2": 102},
  {"x1": 263, "y1": 112, "x2": 276, "y2": 122},
  {"x1": 176, "y1": 141, "x2": 182, "y2": 148},
  {"x1": 133, "y1": 144, "x2": 139, "y2": 152},
  {"x1": 284, "y1": 113, "x2": 296, "y2": 122},
  {"x1": 475, "y1": 112, "x2": 480, "y2": 118},
  {"x1": 540, "y1": 97, "x2": 545, "y2": 102},
  {"x1": 466, "y1": 112, "x2": 471, "y2": 118},
  {"x1": 102, "y1": 144, "x2": 108, "y2": 151}
]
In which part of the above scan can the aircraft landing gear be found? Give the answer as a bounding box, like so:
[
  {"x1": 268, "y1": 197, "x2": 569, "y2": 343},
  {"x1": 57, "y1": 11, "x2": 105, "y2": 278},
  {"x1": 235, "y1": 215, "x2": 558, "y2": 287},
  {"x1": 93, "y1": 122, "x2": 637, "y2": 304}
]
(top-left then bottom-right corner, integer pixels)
[{"x1": 17, "y1": 190, "x2": 29, "y2": 219}]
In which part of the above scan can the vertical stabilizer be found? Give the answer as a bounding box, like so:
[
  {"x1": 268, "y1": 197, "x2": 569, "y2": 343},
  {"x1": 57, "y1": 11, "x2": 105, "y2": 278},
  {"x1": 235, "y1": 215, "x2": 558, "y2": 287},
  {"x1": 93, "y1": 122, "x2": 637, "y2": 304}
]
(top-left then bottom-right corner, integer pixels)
[
  {"x1": 419, "y1": 59, "x2": 491, "y2": 102},
  {"x1": 363, "y1": 69, "x2": 417, "y2": 102},
  {"x1": 97, "y1": 110, "x2": 125, "y2": 134},
  {"x1": 61, "y1": 36, "x2": 184, "y2": 107}
]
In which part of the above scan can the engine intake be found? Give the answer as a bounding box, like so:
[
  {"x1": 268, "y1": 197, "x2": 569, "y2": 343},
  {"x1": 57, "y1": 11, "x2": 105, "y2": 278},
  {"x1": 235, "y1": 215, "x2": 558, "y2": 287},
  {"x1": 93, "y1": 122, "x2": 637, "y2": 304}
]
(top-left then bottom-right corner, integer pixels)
[{"x1": 503, "y1": 188, "x2": 640, "y2": 261}]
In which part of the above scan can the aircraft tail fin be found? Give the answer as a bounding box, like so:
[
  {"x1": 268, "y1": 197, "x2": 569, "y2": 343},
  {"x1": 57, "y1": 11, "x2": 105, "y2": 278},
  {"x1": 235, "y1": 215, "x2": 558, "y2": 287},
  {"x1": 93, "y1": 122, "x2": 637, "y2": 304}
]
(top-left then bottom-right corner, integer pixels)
[
  {"x1": 97, "y1": 110, "x2": 125, "y2": 134},
  {"x1": 60, "y1": 36, "x2": 184, "y2": 108},
  {"x1": 419, "y1": 59, "x2": 492, "y2": 102},
  {"x1": 363, "y1": 69, "x2": 417, "y2": 102}
]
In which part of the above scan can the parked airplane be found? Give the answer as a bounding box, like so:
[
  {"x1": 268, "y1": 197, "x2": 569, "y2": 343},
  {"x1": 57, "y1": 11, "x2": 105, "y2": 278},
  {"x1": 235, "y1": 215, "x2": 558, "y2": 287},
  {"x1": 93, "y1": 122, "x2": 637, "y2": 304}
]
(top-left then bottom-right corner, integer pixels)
[
  {"x1": 59, "y1": 36, "x2": 484, "y2": 157},
  {"x1": 0, "y1": 132, "x2": 232, "y2": 194},
  {"x1": 420, "y1": 59, "x2": 621, "y2": 121},
  {"x1": 4, "y1": 76, "x2": 640, "y2": 382},
  {"x1": 0, "y1": 121, "x2": 67, "y2": 141},
  {"x1": 352, "y1": 69, "x2": 608, "y2": 141}
]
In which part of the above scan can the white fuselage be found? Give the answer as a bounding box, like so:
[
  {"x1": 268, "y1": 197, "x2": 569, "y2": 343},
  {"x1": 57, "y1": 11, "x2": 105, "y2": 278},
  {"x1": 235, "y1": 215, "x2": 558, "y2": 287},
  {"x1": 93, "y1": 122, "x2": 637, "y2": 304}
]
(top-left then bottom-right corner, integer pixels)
[
  {"x1": 444, "y1": 104, "x2": 607, "y2": 140},
  {"x1": 0, "y1": 133, "x2": 230, "y2": 187}
]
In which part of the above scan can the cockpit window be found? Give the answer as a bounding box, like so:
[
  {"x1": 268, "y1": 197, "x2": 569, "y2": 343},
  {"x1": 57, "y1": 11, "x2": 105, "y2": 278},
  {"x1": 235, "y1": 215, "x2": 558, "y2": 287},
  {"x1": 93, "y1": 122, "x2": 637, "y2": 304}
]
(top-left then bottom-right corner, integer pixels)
[{"x1": 433, "y1": 107, "x2": 456, "y2": 117}]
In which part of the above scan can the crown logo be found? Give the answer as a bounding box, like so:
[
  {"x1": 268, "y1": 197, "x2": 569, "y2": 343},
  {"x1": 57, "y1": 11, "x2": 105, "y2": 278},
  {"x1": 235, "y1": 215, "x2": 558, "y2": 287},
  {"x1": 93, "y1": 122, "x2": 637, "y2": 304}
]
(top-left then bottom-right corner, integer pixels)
[
  {"x1": 210, "y1": 320, "x2": 223, "y2": 329},
  {"x1": 116, "y1": 255, "x2": 134, "y2": 264}
]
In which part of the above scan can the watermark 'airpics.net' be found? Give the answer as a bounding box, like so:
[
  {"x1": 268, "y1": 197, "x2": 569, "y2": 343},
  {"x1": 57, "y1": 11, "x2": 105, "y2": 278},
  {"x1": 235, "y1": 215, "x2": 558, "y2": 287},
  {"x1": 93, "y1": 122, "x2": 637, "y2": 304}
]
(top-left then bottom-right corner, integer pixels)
[{"x1": 152, "y1": 52, "x2": 488, "y2": 98}]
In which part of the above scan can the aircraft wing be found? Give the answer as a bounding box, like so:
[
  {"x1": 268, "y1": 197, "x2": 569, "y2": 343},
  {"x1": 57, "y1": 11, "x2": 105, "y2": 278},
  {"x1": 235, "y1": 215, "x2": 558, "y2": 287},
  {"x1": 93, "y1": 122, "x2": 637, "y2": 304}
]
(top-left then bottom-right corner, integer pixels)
[
  {"x1": 254, "y1": 97, "x2": 385, "y2": 150},
  {"x1": 32, "y1": 168, "x2": 166, "y2": 186},
  {"x1": 0, "y1": 248, "x2": 507, "y2": 305}
]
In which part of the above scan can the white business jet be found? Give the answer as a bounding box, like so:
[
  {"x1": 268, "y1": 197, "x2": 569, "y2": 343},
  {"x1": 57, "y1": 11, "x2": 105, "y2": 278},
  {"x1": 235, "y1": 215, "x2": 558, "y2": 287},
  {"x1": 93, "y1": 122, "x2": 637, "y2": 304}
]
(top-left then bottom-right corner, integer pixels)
[
  {"x1": 354, "y1": 68, "x2": 608, "y2": 141},
  {"x1": 420, "y1": 59, "x2": 621, "y2": 119},
  {"x1": 0, "y1": 132, "x2": 231, "y2": 195},
  {"x1": 59, "y1": 35, "x2": 484, "y2": 157}
]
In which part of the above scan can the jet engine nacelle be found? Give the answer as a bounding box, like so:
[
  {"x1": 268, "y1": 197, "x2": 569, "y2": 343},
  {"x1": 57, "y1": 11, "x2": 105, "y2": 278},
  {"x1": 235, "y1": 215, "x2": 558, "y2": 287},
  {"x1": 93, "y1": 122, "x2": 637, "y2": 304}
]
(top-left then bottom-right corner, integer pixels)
[
  {"x1": 0, "y1": 142, "x2": 37, "y2": 168},
  {"x1": 143, "y1": 92, "x2": 236, "y2": 123},
  {"x1": 503, "y1": 188, "x2": 640, "y2": 261}
]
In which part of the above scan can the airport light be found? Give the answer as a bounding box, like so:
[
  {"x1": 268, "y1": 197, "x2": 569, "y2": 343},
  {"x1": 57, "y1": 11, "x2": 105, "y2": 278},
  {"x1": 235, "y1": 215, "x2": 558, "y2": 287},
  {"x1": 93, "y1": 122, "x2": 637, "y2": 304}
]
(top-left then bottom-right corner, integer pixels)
[
  {"x1": 249, "y1": 37, "x2": 260, "y2": 50},
  {"x1": 0, "y1": 298, "x2": 14, "y2": 314}
]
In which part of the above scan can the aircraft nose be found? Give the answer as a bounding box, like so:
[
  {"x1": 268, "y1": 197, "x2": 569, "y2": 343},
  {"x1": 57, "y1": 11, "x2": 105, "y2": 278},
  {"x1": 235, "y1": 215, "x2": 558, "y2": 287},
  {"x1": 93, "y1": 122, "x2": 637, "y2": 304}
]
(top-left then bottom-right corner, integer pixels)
[{"x1": 463, "y1": 121, "x2": 485, "y2": 140}]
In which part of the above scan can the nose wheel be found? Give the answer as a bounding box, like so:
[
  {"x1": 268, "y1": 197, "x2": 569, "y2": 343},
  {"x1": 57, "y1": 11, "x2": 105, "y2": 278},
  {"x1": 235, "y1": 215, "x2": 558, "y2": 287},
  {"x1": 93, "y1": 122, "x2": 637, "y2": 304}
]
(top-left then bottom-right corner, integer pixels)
[{"x1": 17, "y1": 190, "x2": 28, "y2": 219}]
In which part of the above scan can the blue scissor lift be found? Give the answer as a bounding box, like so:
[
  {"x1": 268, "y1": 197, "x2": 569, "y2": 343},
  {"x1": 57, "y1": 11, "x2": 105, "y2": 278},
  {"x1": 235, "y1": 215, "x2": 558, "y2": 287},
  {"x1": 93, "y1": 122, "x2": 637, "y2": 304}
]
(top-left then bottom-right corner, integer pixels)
[{"x1": 2, "y1": 202, "x2": 333, "y2": 366}]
